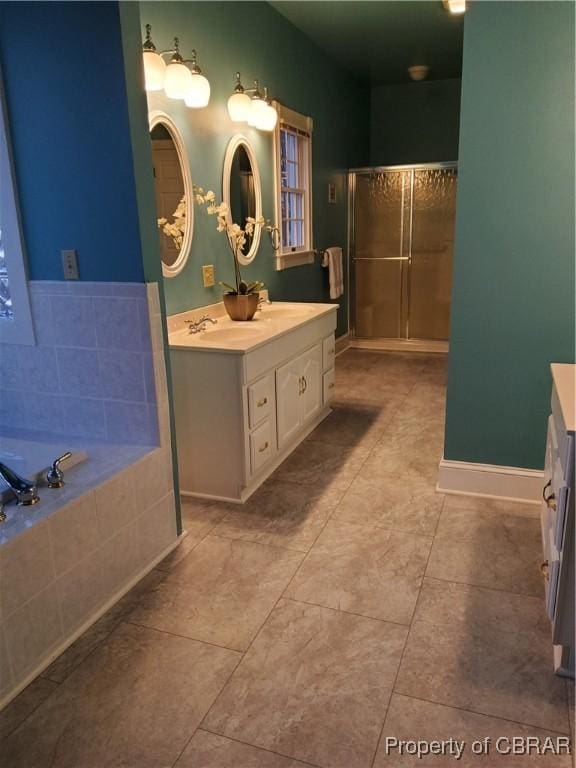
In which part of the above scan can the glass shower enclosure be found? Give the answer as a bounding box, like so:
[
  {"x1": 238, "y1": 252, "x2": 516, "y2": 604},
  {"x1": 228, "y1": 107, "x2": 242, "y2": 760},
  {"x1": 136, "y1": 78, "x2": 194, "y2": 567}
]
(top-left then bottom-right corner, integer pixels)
[{"x1": 349, "y1": 163, "x2": 457, "y2": 346}]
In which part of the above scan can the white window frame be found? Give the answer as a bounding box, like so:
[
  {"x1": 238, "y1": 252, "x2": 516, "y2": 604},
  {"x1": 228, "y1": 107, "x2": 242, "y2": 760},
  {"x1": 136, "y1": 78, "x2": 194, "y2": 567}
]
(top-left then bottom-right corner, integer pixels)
[
  {"x1": 0, "y1": 63, "x2": 34, "y2": 345},
  {"x1": 272, "y1": 103, "x2": 314, "y2": 270}
]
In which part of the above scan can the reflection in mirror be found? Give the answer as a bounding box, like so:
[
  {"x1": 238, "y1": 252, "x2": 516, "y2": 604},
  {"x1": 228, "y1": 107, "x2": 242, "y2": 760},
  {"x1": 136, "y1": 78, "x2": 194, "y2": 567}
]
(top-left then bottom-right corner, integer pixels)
[
  {"x1": 148, "y1": 112, "x2": 193, "y2": 278},
  {"x1": 151, "y1": 123, "x2": 186, "y2": 270},
  {"x1": 222, "y1": 135, "x2": 262, "y2": 265},
  {"x1": 229, "y1": 144, "x2": 256, "y2": 256}
]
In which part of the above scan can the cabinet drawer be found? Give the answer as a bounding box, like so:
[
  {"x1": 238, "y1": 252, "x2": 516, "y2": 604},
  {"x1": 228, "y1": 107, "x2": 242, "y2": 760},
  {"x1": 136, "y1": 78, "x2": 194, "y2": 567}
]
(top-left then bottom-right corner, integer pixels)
[
  {"x1": 250, "y1": 419, "x2": 273, "y2": 475},
  {"x1": 551, "y1": 385, "x2": 574, "y2": 482},
  {"x1": 248, "y1": 374, "x2": 273, "y2": 429},
  {"x1": 323, "y1": 368, "x2": 335, "y2": 403},
  {"x1": 322, "y1": 334, "x2": 335, "y2": 373}
]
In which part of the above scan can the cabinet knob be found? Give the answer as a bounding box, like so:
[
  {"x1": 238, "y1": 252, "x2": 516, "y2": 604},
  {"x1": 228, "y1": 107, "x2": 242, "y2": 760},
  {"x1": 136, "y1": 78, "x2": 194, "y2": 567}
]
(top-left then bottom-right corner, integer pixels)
[
  {"x1": 258, "y1": 442, "x2": 269, "y2": 453},
  {"x1": 328, "y1": 382, "x2": 335, "y2": 390},
  {"x1": 540, "y1": 560, "x2": 549, "y2": 578},
  {"x1": 257, "y1": 397, "x2": 267, "y2": 408}
]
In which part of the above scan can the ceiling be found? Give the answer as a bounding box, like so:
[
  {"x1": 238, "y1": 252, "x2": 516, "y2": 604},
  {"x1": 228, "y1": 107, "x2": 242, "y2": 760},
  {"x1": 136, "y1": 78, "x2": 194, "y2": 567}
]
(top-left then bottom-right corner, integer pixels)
[{"x1": 269, "y1": 1, "x2": 464, "y2": 86}]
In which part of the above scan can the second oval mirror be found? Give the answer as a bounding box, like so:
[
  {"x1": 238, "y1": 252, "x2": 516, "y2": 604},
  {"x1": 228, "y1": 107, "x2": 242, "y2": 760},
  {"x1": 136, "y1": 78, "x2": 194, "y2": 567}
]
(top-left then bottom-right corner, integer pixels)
[{"x1": 222, "y1": 135, "x2": 262, "y2": 265}]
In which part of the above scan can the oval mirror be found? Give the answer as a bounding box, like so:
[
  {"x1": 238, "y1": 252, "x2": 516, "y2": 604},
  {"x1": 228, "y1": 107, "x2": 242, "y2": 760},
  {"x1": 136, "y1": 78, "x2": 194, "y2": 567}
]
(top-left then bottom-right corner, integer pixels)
[
  {"x1": 222, "y1": 135, "x2": 262, "y2": 265},
  {"x1": 149, "y1": 111, "x2": 193, "y2": 278}
]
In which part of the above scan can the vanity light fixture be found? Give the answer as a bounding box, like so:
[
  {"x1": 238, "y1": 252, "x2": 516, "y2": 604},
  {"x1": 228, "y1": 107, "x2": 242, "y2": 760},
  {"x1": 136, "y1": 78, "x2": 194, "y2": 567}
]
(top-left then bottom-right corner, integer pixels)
[
  {"x1": 227, "y1": 74, "x2": 278, "y2": 131},
  {"x1": 442, "y1": 0, "x2": 466, "y2": 13},
  {"x1": 247, "y1": 80, "x2": 269, "y2": 128},
  {"x1": 184, "y1": 50, "x2": 211, "y2": 108},
  {"x1": 142, "y1": 24, "x2": 166, "y2": 91},
  {"x1": 227, "y1": 73, "x2": 252, "y2": 122},
  {"x1": 141, "y1": 25, "x2": 211, "y2": 108},
  {"x1": 258, "y1": 88, "x2": 278, "y2": 132},
  {"x1": 163, "y1": 38, "x2": 193, "y2": 100}
]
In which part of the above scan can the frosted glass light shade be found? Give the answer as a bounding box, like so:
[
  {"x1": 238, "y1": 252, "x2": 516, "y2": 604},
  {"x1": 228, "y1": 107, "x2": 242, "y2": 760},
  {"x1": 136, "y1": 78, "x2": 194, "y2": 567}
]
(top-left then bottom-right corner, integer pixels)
[
  {"x1": 143, "y1": 50, "x2": 166, "y2": 91},
  {"x1": 248, "y1": 97, "x2": 268, "y2": 127},
  {"x1": 258, "y1": 103, "x2": 278, "y2": 132},
  {"x1": 184, "y1": 73, "x2": 211, "y2": 108},
  {"x1": 164, "y1": 62, "x2": 193, "y2": 99},
  {"x1": 227, "y1": 91, "x2": 252, "y2": 122}
]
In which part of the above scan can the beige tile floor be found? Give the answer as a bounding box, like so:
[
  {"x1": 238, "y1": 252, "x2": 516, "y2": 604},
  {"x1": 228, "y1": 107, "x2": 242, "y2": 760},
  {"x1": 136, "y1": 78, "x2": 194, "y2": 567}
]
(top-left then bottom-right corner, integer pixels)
[{"x1": 1, "y1": 349, "x2": 573, "y2": 767}]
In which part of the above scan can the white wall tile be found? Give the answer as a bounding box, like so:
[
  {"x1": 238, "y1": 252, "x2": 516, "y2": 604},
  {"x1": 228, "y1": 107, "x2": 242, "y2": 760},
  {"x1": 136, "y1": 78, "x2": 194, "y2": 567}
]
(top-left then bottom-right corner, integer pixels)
[
  {"x1": 0, "y1": 523, "x2": 55, "y2": 617},
  {"x1": 133, "y1": 449, "x2": 171, "y2": 513},
  {"x1": 94, "y1": 468, "x2": 137, "y2": 541},
  {"x1": 56, "y1": 549, "x2": 107, "y2": 634},
  {"x1": 4, "y1": 584, "x2": 63, "y2": 681},
  {"x1": 99, "y1": 520, "x2": 140, "y2": 597},
  {"x1": 137, "y1": 492, "x2": 177, "y2": 566},
  {"x1": 49, "y1": 493, "x2": 99, "y2": 576}
]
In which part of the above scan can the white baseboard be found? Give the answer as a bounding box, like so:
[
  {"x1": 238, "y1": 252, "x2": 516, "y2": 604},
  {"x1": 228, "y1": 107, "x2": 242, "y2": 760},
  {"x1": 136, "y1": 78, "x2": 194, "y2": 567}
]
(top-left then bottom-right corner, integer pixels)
[
  {"x1": 335, "y1": 333, "x2": 350, "y2": 355},
  {"x1": 437, "y1": 458, "x2": 544, "y2": 504},
  {"x1": 350, "y1": 338, "x2": 448, "y2": 354}
]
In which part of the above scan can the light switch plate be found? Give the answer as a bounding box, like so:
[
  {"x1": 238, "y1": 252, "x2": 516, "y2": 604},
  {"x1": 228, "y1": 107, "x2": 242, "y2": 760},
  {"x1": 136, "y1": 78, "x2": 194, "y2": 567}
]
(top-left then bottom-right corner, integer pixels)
[
  {"x1": 61, "y1": 249, "x2": 79, "y2": 280},
  {"x1": 202, "y1": 264, "x2": 215, "y2": 287}
]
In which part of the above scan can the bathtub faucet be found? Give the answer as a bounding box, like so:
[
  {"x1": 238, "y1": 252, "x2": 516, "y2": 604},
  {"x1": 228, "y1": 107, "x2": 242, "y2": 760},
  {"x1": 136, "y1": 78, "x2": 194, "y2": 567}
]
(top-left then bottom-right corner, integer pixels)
[{"x1": 0, "y1": 463, "x2": 39, "y2": 506}]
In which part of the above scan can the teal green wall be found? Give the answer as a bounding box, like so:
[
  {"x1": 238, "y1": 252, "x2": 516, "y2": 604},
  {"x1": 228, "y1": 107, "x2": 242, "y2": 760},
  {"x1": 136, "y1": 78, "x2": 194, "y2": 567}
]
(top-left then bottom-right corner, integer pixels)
[
  {"x1": 370, "y1": 78, "x2": 461, "y2": 165},
  {"x1": 119, "y1": 2, "x2": 182, "y2": 533},
  {"x1": 141, "y1": 1, "x2": 370, "y2": 337},
  {"x1": 444, "y1": 1, "x2": 575, "y2": 470}
]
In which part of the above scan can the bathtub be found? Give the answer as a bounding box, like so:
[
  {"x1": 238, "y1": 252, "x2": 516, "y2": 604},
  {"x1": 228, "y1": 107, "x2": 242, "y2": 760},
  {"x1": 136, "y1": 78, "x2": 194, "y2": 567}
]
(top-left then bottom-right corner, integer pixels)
[{"x1": 0, "y1": 432, "x2": 179, "y2": 709}]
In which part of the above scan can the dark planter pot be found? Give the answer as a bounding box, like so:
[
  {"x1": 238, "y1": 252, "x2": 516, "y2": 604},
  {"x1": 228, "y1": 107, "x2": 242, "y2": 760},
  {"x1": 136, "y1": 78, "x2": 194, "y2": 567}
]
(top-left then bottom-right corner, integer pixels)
[{"x1": 223, "y1": 293, "x2": 259, "y2": 321}]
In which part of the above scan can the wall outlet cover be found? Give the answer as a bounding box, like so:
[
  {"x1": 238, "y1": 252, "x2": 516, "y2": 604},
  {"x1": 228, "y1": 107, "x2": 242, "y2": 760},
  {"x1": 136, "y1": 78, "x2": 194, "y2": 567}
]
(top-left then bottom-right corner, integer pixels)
[
  {"x1": 202, "y1": 264, "x2": 215, "y2": 287},
  {"x1": 61, "y1": 249, "x2": 79, "y2": 280}
]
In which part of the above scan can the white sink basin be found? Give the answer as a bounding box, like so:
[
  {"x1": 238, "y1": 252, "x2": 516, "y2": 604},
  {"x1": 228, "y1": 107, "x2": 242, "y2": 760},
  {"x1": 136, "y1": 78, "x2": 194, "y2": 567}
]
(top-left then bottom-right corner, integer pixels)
[
  {"x1": 261, "y1": 304, "x2": 315, "y2": 319},
  {"x1": 200, "y1": 326, "x2": 266, "y2": 343}
]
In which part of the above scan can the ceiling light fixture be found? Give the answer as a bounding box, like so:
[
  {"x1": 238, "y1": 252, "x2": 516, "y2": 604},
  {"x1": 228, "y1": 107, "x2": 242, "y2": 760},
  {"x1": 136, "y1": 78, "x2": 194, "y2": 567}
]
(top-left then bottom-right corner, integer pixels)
[
  {"x1": 408, "y1": 65, "x2": 430, "y2": 82},
  {"x1": 141, "y1": 25, "x2": 211, "y2": 108},
  {"x1": 442, "y1": 0, "x2": 466, "y2": 14}
]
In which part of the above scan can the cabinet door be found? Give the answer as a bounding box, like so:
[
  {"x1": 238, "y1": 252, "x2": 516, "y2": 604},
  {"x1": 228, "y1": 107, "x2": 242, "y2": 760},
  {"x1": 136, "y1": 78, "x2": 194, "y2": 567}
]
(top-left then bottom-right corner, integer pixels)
[
  {"x1": 300, "y1": 344, "x2": 322, "y2": 425},
  {"x1": 276, "y1": 357, "x2": 302, "y2": 447}
]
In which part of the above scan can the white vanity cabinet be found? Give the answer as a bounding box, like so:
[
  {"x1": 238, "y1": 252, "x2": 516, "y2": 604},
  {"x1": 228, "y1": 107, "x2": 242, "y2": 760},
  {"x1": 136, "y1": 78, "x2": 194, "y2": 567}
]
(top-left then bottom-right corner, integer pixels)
[
  {"x1": 540, "y1": 363, "x2": 574, "y2": 677},
  {"x1": 276, "y1": 344, "x2": 322, "y2": 447},
  {"x1": 169, "y1": 304, "x2": 337, "y2": 503}
]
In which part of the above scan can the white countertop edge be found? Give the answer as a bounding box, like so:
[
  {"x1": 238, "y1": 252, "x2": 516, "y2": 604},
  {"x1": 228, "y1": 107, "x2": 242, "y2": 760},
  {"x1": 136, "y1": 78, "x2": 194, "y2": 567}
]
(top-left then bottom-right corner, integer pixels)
[
  {"x1": 168, "y1": 302, "x2": 339, "y2": 355},
  {"x1": 551, "y1": 363, "x2": 576, "y2": 434}
]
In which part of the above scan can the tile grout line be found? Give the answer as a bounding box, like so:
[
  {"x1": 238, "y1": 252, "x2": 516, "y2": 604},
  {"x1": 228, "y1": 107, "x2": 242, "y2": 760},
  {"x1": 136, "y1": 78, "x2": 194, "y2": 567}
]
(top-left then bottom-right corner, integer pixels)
[
  {"x1": 368, "y1": 485, "x2": 446, "y2": 768},
  {"x1": 389, "y1": 691, "x2": 574, "y2": 739},
  {"x1": 196, "y1": 727, "x2": 325, "y2": 768}
]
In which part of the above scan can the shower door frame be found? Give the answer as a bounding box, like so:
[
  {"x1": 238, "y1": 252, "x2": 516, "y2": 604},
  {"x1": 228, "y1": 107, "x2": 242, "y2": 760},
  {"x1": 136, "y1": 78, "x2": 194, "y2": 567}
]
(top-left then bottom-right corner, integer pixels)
[{"x1": 348, "y1": 161, "x2": 458, "y2": 352}]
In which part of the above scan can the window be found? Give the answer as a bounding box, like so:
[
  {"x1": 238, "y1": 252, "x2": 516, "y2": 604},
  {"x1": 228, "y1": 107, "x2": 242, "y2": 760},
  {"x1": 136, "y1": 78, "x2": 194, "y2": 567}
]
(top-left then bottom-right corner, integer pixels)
[
  {"x1": 0, "y1": 64, "x2": 34, "y2": 344},
  {"x1": 273, "y1": 104, "x2": 313, "y2": 269}
]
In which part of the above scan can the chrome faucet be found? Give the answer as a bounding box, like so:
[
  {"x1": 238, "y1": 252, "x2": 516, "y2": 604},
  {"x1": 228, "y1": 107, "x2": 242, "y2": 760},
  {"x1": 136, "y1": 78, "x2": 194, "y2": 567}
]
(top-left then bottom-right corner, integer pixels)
[
  {"x1": 0, "y1": 463, "x2": 39, "y2": 506},
  {"x1": 257, "y1": 297, "x2": 271, "y2": 311},
  {"x1": 185, "y1": 315, "x2": 218, "y2": 334}
]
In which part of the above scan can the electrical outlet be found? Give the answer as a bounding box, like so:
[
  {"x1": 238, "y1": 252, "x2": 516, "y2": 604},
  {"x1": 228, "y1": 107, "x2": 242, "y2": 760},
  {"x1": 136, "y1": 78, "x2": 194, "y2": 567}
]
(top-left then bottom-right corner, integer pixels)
[
  {"x1": 61, "y1": 249, "x2": 79, "y2": 280},
  {"x1": 202, "y1": 264, "x2": 215, "y2": 287}
]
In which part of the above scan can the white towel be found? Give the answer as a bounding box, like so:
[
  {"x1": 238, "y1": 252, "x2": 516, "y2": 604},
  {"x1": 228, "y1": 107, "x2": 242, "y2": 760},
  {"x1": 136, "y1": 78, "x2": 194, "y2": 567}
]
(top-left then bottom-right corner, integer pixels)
[{"x1": 322, "y1": 247, "x2": 343, "y2": 300}]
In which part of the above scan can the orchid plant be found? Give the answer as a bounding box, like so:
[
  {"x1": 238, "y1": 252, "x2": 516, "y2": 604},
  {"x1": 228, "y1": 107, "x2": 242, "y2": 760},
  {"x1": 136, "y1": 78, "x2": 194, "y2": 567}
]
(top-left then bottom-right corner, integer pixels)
[
  {"x1": 157, "y1": 196, "x2": 186, "y2": 251},
  {"x1": 194, "y1": 185, "x2": 265, "y2": 296}
]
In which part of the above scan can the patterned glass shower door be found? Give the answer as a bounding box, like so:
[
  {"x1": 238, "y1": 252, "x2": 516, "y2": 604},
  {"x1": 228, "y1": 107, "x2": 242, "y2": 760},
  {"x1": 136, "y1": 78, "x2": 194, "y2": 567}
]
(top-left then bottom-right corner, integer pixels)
[{"x1": 351, "y1": 165, "x2": 457, "y2": 341}]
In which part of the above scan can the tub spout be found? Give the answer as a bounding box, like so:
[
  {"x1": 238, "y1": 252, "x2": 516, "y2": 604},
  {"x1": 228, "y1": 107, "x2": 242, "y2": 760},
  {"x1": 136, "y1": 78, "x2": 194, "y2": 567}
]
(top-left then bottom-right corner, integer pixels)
[{"x1": 0, "y1": 462, "x2": 39, "y2": 506}]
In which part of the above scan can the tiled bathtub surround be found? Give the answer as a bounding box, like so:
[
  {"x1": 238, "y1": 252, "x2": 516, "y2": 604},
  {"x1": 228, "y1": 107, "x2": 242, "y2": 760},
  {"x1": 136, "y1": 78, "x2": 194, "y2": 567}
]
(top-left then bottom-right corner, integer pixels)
[
  {"x1": 0, "y1": 282, "x2": 179, "y2": 708},
  {"x1": 0, "y1": 446, "x2": 177, "y2": 707},
  {"x1": 0, "y1": 281, "x2": 158, "y2": 445}
]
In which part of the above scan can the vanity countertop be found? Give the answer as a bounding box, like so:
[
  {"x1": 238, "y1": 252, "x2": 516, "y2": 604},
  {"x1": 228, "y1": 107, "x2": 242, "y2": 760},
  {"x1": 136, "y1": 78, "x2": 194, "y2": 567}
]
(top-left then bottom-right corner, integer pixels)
[
  {"x1": 168, "y1": 301, "x2": 338, "y2": 355},
  {"x1": 551, "y1": 363, "x2": 576, "y2": 434}
]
